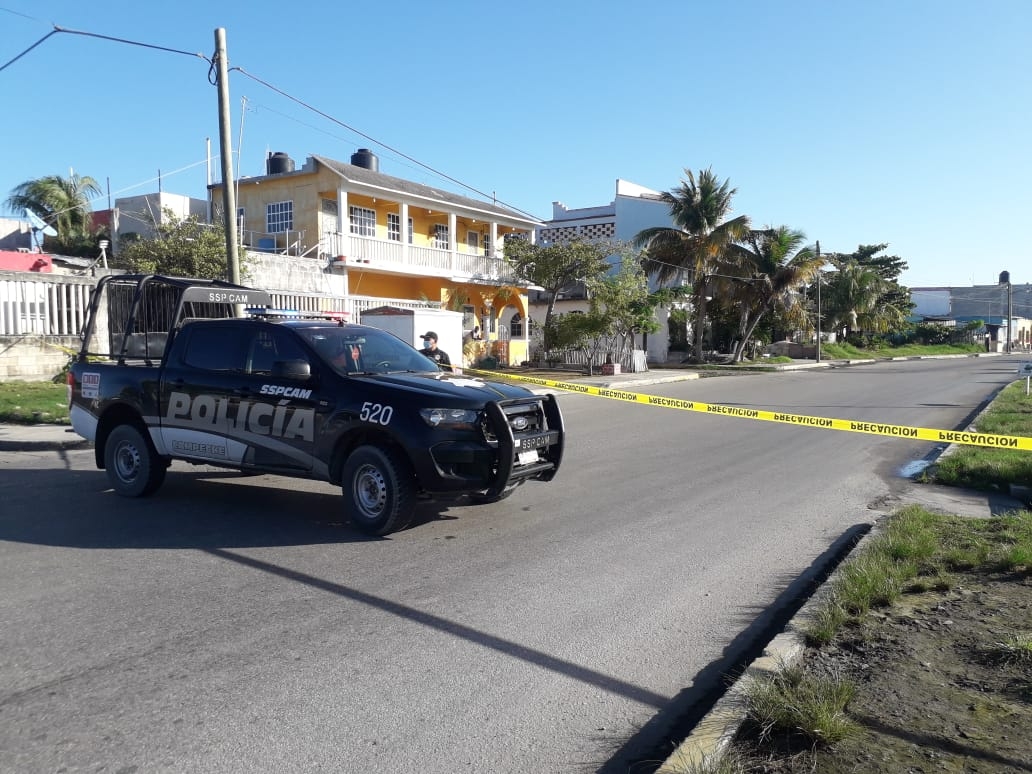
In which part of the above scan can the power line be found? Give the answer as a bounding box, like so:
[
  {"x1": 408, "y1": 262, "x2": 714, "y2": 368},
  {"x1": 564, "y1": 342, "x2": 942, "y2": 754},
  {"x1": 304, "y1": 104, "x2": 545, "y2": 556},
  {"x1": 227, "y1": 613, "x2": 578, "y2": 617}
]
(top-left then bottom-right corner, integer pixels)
[
  {"x1": 0, "y1": 24, "x2": 209, "y2": 73},
  {"x1": 2, "y1": 18, "x2": 544, "y2": 224},
  {"x1": 233, "y1": 67, "x2": 542, "y2": 222}
]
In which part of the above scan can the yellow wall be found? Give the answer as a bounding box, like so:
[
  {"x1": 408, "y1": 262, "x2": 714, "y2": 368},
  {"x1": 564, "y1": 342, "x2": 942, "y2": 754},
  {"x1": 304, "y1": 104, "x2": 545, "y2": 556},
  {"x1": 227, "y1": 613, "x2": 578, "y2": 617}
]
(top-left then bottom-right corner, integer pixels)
[{"x1": 219, "y1": 163, "x2": 533, "y2": 364}]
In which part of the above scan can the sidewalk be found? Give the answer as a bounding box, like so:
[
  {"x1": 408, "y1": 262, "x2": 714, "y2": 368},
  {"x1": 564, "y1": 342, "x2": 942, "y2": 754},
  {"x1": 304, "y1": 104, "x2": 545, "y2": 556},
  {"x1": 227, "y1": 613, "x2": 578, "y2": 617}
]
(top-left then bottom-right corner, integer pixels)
[{"x1": 0, "y1": 423, "x2": 90, "y2": 451}]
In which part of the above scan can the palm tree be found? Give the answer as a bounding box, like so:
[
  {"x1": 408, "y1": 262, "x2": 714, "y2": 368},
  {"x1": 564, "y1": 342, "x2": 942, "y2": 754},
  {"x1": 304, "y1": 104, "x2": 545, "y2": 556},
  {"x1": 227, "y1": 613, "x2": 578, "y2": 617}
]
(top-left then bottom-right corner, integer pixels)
[
  {"x1": 729, "y1": 226, "x2": 824, "y2": 361},
  {"x1": 5, "y1": 172, "x2": 102, "y2": 251},
  {"x1": 821, "y1": 261, "x2": 908, "y2": 339},
  {"x1": 634, "y1": 168, "x2": 750, "y2": 362}
]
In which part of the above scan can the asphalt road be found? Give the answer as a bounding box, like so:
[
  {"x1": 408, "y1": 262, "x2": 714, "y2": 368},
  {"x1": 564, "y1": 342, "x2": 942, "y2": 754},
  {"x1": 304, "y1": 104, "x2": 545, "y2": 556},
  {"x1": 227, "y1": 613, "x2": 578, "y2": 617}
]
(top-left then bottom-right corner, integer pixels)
[{"x1": 0, "y1": 356, "x2": 1021, "y2": 773}]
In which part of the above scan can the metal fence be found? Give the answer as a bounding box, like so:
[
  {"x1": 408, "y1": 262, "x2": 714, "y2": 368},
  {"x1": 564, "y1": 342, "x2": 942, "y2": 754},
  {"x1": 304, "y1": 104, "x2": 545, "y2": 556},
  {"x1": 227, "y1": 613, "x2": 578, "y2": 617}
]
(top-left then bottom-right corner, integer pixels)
[
  {"x1": 0, "y1": 271, "x2": 442, "y2": 336},
  {"x1": 0, "y1": 271, "x2": 95, "y2": 336}
]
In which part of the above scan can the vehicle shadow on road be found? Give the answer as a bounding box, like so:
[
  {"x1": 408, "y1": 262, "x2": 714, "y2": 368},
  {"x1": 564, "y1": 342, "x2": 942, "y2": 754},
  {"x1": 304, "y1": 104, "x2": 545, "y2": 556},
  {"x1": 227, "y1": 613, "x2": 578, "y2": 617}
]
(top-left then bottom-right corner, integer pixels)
[{"x1": 0, "y1": 467, "x2": 455, "y2": 549}]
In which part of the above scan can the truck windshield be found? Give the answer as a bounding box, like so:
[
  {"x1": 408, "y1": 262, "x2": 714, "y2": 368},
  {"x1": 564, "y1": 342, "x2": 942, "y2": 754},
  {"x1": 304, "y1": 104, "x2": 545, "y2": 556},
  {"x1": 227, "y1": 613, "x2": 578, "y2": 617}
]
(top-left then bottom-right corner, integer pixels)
[{"x1": 299, "y1": 327, "x2": 440, "y2": 375}]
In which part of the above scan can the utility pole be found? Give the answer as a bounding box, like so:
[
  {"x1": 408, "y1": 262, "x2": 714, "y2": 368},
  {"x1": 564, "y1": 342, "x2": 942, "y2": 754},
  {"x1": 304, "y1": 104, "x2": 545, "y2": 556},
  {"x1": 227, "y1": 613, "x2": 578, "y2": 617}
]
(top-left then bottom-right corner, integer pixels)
[
  {"x1": 815, "y1": 240, "x2": 822, "y2": 363},
  {"x1": 214, "y1": 28, "x2": 240, "y2": 286}
]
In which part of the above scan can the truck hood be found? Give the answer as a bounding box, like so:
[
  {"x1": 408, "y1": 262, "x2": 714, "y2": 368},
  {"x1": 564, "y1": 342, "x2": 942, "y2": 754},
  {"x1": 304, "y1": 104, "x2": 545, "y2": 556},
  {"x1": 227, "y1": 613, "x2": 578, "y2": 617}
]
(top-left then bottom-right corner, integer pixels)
[{"x1": 352, "y1": 371, "x2": 538, "y2": 402}]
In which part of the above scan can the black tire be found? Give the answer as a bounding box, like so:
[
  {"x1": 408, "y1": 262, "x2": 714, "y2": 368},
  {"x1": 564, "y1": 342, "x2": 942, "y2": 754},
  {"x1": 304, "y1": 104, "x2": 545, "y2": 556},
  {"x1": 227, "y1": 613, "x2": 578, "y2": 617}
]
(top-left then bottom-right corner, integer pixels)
[
  {"x1": 467, "y1": 482, "x2": 520, "y2": 505},
  {"x1": 104, "y1": 424, "x2": 166, "y2": 497},
  {"x1": 341, "y1": 445, "x2": 416, "y2": 535}
]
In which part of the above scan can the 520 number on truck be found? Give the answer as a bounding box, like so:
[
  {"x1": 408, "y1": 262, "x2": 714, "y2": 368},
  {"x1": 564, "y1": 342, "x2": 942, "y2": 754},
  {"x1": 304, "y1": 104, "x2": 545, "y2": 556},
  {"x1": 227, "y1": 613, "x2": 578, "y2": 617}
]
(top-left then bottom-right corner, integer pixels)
[{"x1": 68, "y1": 275, "x2": 564, "y2": 535}]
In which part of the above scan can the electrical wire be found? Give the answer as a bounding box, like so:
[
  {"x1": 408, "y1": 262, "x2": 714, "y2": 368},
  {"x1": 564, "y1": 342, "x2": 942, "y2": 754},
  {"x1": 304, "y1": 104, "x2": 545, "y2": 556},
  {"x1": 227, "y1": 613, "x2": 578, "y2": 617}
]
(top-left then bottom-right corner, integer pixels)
[
  {"x1": 233, "y1": 67, "x2": 542, "y2": 222},
  {"x1": 3, "y1": 19, "x2": 541, "y2": 226}
]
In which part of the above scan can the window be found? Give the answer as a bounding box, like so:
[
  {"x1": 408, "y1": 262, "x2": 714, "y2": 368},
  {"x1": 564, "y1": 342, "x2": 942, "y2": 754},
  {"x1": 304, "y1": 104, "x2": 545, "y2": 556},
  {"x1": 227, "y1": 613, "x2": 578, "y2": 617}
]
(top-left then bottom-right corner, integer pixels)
[
  {"x1": 267, "y1": 201, "x2": 293, "y2": 233},
  {"x1": 483, "y1": 232, "x2": 491, "y2": 257},
  {"x1": 510, "y1": 312, "x2": 523, "y2": 338},
  {"x1": 246, "y1": 329, "x2": 308, "y2": 375},
  {"x1": 433, "y1": 224, "x2": 449, "y2": 249},
  {"x1": 408, "y1": 217, "x2": 414, "y2": 244},
  {"x1": 182, "y1": 326, "x2": 247, "y2": 371},
  {"x1": 349, "y1": 206, "x2": 376, "y2": 237},
  {"x1": 387, "y1": 213, "x2": 401, "y2": 241},
  {"x1": 466, "y1": 231, "x2": 479, "y2": 250}
]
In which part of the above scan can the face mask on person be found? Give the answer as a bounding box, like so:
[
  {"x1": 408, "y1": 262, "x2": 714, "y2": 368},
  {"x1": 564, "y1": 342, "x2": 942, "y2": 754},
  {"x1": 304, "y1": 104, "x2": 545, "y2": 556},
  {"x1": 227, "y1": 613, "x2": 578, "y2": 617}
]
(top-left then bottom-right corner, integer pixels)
[{"x1": 422, "y1": 339, "x2": 431, "y2": 350}]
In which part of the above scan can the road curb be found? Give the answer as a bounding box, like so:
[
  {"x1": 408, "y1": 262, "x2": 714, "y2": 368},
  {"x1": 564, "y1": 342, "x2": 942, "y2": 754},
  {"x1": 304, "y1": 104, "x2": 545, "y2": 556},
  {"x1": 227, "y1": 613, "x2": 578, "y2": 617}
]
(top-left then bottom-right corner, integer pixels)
[
  {"x1": 0, "y1": 427, "x2": 91, "y2": 452},
  {"x1": 656, "y1": 521, "x2": 883, "y2": 771}
]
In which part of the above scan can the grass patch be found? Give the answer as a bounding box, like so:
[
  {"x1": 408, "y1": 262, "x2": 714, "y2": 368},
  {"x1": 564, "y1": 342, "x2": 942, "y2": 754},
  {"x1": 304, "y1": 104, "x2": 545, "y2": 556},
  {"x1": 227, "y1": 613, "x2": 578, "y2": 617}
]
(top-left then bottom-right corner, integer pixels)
[
  {"x1": 803, "y1": 507, "x2": 1032, "y2": 645},
  {"x1": 985, "y1": 633, "x2": 1032, "y2": 664},
  {"x1": 929, "y1": 382, "x2": 1032, "y2": 490},
  {"x1": 820, "y1": 342, "x2": 982, "y2": 359},
  {"x1": 0, "y1": 381, "x2": 70, "y2": 425},
  {"x1": 742, "y1": 662, "x2": 857, "y2": 746}
]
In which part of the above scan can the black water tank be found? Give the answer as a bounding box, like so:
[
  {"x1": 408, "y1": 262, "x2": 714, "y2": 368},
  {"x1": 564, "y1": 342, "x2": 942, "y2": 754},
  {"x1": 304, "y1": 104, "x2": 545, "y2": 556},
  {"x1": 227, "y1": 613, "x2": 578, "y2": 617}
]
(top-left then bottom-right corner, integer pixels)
[
  {"x1": 267, "y1": 152, "x2": 295, "y2": 175},
  {"x1": 351, "y1": 148, "x2": 379, "y2": 171},
  {"x1": 999, "y1": 270, "x2": 1011, "y2": 285}
]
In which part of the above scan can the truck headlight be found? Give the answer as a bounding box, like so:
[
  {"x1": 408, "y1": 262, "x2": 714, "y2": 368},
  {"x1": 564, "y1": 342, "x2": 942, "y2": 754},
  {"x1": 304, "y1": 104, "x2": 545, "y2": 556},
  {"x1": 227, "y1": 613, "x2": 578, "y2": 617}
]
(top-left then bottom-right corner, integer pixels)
[{"x1": 420, "y1": 408, "x2": 479, "y2": 428}]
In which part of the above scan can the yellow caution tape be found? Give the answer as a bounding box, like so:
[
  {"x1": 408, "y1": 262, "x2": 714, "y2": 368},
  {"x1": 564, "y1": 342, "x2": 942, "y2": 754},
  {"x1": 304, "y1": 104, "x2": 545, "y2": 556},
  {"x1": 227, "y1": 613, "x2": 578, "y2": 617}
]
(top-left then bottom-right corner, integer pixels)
[{"x1": 462, "y1": 368, "x2": 1032, "y2": 451}]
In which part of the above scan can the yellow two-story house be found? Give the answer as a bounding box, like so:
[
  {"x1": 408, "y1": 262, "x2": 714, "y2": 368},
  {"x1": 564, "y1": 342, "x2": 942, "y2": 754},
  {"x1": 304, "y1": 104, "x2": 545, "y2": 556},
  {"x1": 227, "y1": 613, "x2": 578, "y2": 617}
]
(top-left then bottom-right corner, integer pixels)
[{"x1": 211, "y1": 149, "x2": 541, "y2": 365}]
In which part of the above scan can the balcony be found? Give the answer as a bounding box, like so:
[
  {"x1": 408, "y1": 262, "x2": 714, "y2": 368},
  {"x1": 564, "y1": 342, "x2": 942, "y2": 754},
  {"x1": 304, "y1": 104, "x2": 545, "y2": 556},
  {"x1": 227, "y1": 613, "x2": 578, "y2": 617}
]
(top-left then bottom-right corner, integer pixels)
[{"x1": 326, "y1": 234, "x2": 519, "y2": 284}]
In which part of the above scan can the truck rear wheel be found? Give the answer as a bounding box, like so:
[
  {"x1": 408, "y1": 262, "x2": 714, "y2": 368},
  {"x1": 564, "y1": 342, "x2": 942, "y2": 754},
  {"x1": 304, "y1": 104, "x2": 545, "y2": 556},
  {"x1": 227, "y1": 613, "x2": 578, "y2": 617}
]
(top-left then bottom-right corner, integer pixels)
[
  {"x1": 105, "y1": 424, "x2": 166, "y2": 497},
  {"x1": 342, "y1": 445, "x2": 416, "y2": 535}
]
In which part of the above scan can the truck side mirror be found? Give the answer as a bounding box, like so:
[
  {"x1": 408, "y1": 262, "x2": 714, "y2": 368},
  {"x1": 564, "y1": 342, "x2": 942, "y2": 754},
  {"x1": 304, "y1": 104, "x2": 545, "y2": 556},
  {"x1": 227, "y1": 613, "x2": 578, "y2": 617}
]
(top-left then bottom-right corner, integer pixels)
[{"x1": 272, "y1": 359, "x2": 312, "y2": 380}]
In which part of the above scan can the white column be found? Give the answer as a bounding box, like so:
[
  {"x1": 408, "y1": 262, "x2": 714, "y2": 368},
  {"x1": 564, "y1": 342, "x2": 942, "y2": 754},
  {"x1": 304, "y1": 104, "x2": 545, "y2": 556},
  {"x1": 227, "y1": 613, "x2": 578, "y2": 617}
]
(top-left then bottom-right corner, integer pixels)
[
  {"x1": 401, "y1": 202, "x2": 410, "y2": 265},
  {"x1": 448, "y1": 212, "x2": 457, "y2": 271},
  {"x1": 490, "y1": 222, "x2": 498, "y2": 259},
  {"x1": 337, "y1": 186, "x2": 349, "y2": 257}
]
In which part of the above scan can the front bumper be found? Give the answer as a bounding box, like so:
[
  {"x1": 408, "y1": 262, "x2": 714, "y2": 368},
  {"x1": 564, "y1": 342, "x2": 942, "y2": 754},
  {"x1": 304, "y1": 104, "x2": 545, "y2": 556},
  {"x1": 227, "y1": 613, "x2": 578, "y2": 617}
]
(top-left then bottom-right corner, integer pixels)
[{"x1": 424, "y1": 394, "x2": 565, "y2": 496}]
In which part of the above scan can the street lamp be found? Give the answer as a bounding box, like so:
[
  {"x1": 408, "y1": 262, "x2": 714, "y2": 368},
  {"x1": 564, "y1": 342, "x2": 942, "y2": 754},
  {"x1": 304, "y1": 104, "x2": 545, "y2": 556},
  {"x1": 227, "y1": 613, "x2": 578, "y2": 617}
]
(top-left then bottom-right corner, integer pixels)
[{"x1": 812, "y1": 241, "x2": 839, "y2": 363}]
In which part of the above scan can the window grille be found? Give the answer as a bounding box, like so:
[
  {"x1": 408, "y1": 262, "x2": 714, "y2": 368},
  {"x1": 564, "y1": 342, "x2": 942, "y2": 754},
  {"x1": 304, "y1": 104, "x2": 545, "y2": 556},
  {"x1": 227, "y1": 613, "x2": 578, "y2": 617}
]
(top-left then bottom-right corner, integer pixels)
[
  {"x1": 349, "y1": 206, "x2": 376, "y2": 237},
  {"x1": 267, "y1": 201, "x2": 293, "y2": 233}
]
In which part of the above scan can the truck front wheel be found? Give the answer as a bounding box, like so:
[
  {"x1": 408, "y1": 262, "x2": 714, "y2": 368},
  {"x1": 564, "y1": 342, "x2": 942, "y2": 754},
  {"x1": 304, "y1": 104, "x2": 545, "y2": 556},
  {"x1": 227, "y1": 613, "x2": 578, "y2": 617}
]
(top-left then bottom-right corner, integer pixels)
[
  {"x1": 342, "y1": 445, "x2": 416, "y2": 536},
  {"x1": 104, "y1": 424, "x2": 166, "y2": 497}
]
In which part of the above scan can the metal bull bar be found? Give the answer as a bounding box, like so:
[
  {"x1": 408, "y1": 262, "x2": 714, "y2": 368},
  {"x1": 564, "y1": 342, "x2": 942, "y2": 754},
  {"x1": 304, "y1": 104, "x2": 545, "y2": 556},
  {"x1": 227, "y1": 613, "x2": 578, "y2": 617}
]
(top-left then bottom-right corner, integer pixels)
[{"x1": 481, "y1": 394, "x2": 565, "y2": 498}]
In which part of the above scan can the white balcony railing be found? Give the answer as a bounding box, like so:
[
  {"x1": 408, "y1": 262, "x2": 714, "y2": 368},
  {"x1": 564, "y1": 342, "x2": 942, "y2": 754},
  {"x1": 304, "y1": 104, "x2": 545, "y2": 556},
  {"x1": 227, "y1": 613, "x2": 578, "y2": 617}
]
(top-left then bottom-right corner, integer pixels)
[{"x1": 323, "y1": 233, "x2": 518, "y2": 283}]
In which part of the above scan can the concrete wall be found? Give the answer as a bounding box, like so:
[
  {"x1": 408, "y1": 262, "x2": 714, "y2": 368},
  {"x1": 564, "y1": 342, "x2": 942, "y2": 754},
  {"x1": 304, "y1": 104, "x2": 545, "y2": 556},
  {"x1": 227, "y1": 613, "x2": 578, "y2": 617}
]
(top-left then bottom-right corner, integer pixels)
[{"x1": 1, "y1": 335, "x2": 77, "y2": 381}]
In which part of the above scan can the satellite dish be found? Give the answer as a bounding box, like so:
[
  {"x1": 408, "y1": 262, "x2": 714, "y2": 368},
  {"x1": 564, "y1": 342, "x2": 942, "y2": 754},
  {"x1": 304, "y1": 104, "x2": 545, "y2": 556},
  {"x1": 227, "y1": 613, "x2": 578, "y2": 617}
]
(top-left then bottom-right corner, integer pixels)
[{"x1": 24, "y1": 208, "x2": 57, "y2": 252}]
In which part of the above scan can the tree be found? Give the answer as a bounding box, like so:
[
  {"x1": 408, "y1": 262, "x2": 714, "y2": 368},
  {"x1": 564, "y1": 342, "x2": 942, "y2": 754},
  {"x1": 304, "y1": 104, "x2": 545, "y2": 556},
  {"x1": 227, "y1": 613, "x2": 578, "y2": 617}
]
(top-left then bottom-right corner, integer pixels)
[
  {"x1": 584, "y1": 257, "x2": 656, "y2": 362},
  {"x1": 505, "y1": 237, "x2": 617, "y2": 351},
  {"x1": 115, "y1": 208, "x2": 231, "y2": 279},
  {"x1": 728, "y1": 226, "x2": 824, "y2": 361},
  {"x1": 843, "y1": 243, "x2": 913, "y2": 329},
  {"x1": 821, "y1": 261, "x2": 907, "y2": 339},
  {"x1": 5, "y1": 172, "x2": 103, "y2": 256},
  {"x1": 634, "y1": 168, "x2": 751, "y2": 363},
  {"x1": 817, "y1": 245, "x2": 913, "y2": 341}
]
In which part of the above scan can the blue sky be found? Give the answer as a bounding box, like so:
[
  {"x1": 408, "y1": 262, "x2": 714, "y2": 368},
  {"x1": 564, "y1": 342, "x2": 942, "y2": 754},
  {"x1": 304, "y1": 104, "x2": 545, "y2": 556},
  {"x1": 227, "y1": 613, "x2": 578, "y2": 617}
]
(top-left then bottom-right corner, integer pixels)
[{"x1": 2, "y1": 0, "x2": 1029, "y2": 288}]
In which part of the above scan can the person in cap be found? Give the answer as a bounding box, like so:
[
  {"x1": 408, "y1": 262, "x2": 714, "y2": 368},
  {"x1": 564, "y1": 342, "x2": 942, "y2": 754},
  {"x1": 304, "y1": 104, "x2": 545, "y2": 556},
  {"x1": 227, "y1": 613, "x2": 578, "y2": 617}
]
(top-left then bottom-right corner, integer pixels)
[{"x1": 420, "y1": 331, "x2": 451, "y2": 370}]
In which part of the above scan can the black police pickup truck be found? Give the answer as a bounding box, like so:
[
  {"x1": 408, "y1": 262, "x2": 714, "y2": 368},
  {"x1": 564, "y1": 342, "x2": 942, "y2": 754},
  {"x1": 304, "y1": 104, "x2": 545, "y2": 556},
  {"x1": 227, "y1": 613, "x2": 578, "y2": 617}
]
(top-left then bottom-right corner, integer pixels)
[{"x1": 68, "y1": 274, "x2": 564, "y2": 535}]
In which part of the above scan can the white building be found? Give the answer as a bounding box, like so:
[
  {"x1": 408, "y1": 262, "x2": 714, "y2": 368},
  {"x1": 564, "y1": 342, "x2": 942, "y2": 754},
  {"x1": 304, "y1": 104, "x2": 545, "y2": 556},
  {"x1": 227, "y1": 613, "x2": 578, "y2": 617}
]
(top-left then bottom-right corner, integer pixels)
[
  {"x1": 111, "y1": 191, "x2": 208, "y2": 249},
  {"x1": 533, "y1": 179, "x2": 680, "y2": 363}
]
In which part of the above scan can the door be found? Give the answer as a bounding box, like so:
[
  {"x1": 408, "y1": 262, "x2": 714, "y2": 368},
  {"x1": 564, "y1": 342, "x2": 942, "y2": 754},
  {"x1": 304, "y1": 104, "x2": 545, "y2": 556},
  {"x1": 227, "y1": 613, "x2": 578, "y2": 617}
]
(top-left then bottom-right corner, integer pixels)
[
  {"x1": 159, "y1": 323, "x2": 247, "y2": 463},
  {"x1": 231, "y1": 326, "x2": 318, "y2": 472}
]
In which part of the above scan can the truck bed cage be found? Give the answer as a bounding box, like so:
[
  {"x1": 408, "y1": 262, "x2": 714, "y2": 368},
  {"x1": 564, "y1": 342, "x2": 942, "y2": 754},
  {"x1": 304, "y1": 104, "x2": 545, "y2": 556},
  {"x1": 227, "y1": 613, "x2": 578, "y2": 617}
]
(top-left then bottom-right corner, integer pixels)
[{"x1": 79, "y1": 274, "x2": 273, "y2": 364}]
